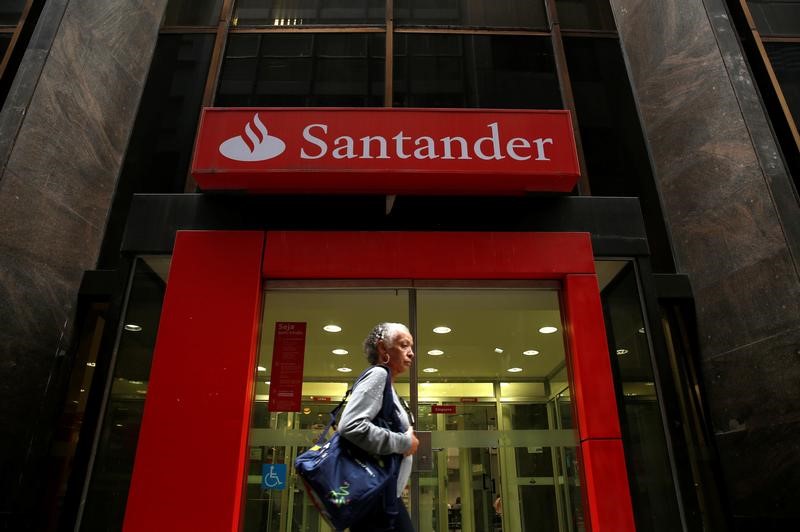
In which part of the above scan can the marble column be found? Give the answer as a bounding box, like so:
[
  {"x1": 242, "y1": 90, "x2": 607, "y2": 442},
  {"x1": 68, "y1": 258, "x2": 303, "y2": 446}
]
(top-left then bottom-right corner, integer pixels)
[
  {"x1": 608, "y1": 0, "x2": 800, "y2": 527},
  {"x1": 0, "y1": 0, "x2": 168, "y2": 528}
]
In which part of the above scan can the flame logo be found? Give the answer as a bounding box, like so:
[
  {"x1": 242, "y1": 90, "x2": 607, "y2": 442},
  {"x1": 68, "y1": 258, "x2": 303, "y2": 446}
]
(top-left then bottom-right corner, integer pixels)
[{"x1": 219, "y1": 113, "x2": 286, "y2": 161}]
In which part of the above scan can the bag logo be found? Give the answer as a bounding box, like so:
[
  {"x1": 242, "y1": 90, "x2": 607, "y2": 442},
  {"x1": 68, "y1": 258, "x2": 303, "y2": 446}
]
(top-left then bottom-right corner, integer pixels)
[
  {"x1": 328, "y1": 482, "x2": 350, "y2": 507},
  {"x1": 354, "y1": 457, "x2": 375, "y2": 477},
  {"x1": 219, "y1": 113, "x2": 286, "y2": 161}
]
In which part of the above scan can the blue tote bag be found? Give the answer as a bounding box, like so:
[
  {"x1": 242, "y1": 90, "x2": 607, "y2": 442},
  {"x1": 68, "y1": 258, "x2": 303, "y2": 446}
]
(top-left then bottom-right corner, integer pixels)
[{"x1": 294, "y1": 366, "x2": 402, "y2": 530}]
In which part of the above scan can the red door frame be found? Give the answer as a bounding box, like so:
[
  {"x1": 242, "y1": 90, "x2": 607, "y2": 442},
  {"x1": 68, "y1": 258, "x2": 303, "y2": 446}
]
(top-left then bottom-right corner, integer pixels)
[{"x1": 123, "y1": 230, "x2": 635, "y2": 532}]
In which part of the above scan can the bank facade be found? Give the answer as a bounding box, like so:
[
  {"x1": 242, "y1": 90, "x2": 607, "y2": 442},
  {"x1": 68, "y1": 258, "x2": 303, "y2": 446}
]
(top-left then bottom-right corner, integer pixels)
[{"x1": 1, "y1": 1, "x2": 799, "y2": 531}]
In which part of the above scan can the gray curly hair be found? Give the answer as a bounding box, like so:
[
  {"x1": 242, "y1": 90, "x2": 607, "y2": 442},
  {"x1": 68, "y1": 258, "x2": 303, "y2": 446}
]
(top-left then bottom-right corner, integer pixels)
[{"x1": 363, "y1": 322, "x2": 410, "y2": 364}]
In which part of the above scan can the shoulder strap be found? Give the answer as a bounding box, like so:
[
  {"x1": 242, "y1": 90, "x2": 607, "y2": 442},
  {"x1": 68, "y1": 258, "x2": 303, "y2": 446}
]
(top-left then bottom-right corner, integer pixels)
[{"x1": 316, "y1": 365, "x2": 395, "y2": 446}]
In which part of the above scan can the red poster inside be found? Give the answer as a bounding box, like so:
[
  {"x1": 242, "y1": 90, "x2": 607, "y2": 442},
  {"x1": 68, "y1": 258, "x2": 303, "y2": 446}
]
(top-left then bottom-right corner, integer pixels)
[
  {"x1": 431, "y1": 405, "x2": 457, "y2": 414},
  {"x1": 268, "y1": 322, "x2": 306, "y2": 412}
]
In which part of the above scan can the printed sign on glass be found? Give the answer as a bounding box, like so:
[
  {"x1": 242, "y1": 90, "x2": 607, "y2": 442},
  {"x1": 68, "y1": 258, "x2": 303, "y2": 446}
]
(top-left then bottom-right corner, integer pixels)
[{"x1": 268, "y1": 322, "x2": 306, "y2": 412}]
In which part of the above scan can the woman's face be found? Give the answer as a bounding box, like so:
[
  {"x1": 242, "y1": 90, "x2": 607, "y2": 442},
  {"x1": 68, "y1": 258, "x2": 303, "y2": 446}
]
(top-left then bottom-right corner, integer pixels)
[{"x1": 381, "y1": 331, "x2": 415, "y2": 377}]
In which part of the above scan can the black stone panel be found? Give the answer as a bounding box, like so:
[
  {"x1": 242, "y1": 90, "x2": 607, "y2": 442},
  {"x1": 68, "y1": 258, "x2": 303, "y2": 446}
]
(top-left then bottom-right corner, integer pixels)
[
  {"x1": 609, "y1": 0, "x2": 800, "y2": 525},
  {"x1": 714, "y1": 420, "x2": 800, "y2": 526},
  {"x1": 705, "y1": 327, "x2": 800, "y2": 434},
  {"x1": 0, "y1": 0, "x2": 169, "y2": 527}
]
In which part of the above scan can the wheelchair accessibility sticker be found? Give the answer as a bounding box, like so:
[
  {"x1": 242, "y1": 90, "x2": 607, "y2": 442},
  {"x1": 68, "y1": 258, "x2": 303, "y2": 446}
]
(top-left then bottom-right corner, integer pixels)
[{"x1": 262, "y1": 463, "x2": 286, "y2": 490}]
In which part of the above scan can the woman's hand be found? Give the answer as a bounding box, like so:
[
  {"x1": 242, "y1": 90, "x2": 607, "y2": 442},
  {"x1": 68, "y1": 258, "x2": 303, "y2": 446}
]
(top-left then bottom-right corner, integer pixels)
[{"x1": 404, "y1": 427, "x2": 419, "y2": 456}]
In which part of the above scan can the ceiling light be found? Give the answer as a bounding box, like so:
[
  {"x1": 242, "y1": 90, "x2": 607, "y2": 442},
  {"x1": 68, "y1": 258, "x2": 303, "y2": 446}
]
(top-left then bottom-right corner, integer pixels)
[
  {"x1": 433, "y1": 326, "x2": 451, "y2": 334},
  {"x1": 124, "y1": 324, "x2": 142, "y2": 332},
  {"x1": 323, "y1": 325, "x2": 342, "y2": 333},
  {"x1": 427, "y1": 349, "x2": 444, "y2": 356},
  {"x1": 303, "y1": 407, "x2": 311, "y2": 415},
  {"x1": 265, "y1": 381, "x2": 270, "y2": 384},
  {"x1": 523, "y1": 350, "x2": 540, "y2": 356},
  {"x1": 332, "y1": 349, "x2": 348, "y2": 355},
  {"x1": 337, "y1": 367, "x2": 352, "y2": 373},
  {"x1": 115, "y1": 424, "x2": 123, "y2": 427},
  {"x1": 257, "y1": 366, "x2": 267, "y2": 372},
  {"x1": 638, "y1": 327, "x2": 646, "y2": 334},
  {"x1": 86, "y1": 362, "x2": 96, "y2": 367},
  {"x1": 423, "y1": 368, "x2": 438, "y2": 373},
  {"x1": 494, "y1": 347, "x2": 504, "y2": 354},
  {"x1": 645, "y1": 382, "x2": 655, "y2": 386},
  {"x1": 507, "y1": 367, "x2": 523, "y2": 373},
  {"x1": 616, "y1": 348, "x2": 629, "y2": 355},
  {"x1": 539, "y1": 326, "x2": 558, "y2": 334}
]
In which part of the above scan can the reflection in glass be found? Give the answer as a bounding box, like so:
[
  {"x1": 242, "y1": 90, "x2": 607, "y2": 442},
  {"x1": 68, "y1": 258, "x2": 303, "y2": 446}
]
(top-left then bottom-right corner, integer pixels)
[
  {"x1": 600, "y1": 262, "x2": 682, "y2": 532},
  {"x1": 0, "y1": 35, "x2": 10, "y2": 60},
  {"x1": 394, "y1": 34, "x2": 561, "y2": 109},
  {"x1": 564, "y1": 36, "x2": 674, "y2": 272},
  {"x1": 0, "y1": 0, "x2": 25, "y2": 26},
  {"x1": 766, "y1": 43, "x2": 800, "y2": 127},
  {"x1": 100, "y1": 35, "x2": 214, "y2": 268},
  {"x1": 78, "y1": 258, "x2": 168, "y2": 531},
  {"x1": 216, "y1": 33, "x2": 385, "y2": 107},
  {"x1": 162, "y1": 0, "x2": 224, "y2": 26},
  {"x1": 395, "y1": 0, "x2": 548, "y2": 30},
  {"x1": 747, "y1": 0, "x2": 800, "y2": 36},
  {"x1": 555, "y1": 0, "x2": 616, "y2": 31},
  {"x1": 234, "y1": 0, "x2": 385, "y2": 26}
]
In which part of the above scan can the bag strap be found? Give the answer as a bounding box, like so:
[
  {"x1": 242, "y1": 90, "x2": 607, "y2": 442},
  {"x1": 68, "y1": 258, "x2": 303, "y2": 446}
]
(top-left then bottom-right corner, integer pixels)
[{"x1": 314, "y1": 365, "x2": 395, "y2": 447}]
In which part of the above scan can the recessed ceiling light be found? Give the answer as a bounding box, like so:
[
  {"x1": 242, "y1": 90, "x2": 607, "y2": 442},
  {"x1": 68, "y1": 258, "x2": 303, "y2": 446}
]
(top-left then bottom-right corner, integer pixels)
[
  {"x1": 638, "y1": 327, "x2": 646, "y2": 334},
  {"x1": 423, "y1": 368, "x2": 438, "y2": 373},
  {"x1": 427, "y1": 349, "x2": 444, "y2": 356},
  {"x1": 523, "y1": 350, "x2": 540, "y2": 356},
  {"x1": 494, "y1": 347, "x2": 504, "y2": 354},
  {"x1": 337, "y1": 367, "x2": 352, "y2": 373},
  {"x1": 265, "y1": 381, "x2": 270, "y2": 384},
  {"x1": 507, "y1": 367, "x2": 523, "y2": 373},
  {"x1": 124, "y1": 324, "x2": 142, "y2": 332},
  {"x1": 86, "y1": 362, "x2": 96, "y2": 367},
  {"x1": 433, "y1": 326, "x2": 451, "y2": 334},
  {"x1": 332, "y1": 349, "x2": 349, "y2": 355},
  {"x1": 616, "y1": 348, "x2": 629, "y2": 355},
  {"x1": 257, "y1": 366, "x2": 267, "y2": 372},
  {"x1": 539, "y1": 326, "x2": 558, "y2": 334},
  {"x1": 115, "y1": 424, "x2": 123, "y2": 427},
  {"x1": 323, "y1": 325, "x2": 342, "y2": 333}
]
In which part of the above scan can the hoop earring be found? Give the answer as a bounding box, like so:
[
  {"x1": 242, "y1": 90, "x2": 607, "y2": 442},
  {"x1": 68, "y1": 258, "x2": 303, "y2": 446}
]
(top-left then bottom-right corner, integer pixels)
[{"x1": 380, "y1": 353, "x2": 390, "y2": 365}]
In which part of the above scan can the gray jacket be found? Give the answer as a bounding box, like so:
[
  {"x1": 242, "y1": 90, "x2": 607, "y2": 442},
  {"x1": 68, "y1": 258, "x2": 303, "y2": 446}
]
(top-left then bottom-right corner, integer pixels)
[{"x1": 338, "y1": 365, "x2": 413, "y2": 494}]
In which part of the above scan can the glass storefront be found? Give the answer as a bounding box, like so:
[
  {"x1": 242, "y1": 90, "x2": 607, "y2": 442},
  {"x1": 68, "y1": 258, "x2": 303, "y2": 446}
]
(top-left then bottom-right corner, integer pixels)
[{"x1": 243, "y1": 286, "x2": 582, "y2": 531}]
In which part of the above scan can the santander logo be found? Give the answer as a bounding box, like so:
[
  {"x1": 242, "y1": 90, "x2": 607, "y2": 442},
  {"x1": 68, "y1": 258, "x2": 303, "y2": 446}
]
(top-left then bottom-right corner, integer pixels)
[{"x1": 219, "y1": 113, "x2": 286, "y2": 161}]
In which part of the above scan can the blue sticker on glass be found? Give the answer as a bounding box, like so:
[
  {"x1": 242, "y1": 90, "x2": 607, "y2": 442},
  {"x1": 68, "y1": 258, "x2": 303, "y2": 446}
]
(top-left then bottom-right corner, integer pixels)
[{"x1": 262, "y1": 463, "x2": 286, "y2": 490}]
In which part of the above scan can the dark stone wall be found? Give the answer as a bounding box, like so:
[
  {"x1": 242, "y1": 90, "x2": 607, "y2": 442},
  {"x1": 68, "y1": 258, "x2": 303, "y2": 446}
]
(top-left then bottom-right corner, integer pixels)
[
  {"x1": 0, "y1": 0, "x2": 167, "y2": 528},
  {"x1": 608, "y1": 0, "x2": 800, "y2": 528}
]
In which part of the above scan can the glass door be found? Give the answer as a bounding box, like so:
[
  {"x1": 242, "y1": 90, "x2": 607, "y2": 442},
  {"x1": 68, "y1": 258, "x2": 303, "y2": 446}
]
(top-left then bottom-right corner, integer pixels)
[{"x1": 243, "y1": 285, "x2": 582, "y2": 532}]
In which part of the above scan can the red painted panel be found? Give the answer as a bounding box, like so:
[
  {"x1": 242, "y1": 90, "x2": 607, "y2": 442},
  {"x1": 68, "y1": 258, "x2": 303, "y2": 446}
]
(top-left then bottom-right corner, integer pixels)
[
  {"x1": 192, "y1": 108, "x2": 580, "y2": 194},
  {"x1": 564, "y1": 274, "x2": 621, "y2": 440},
  {"x1": 123, "y1": 231, "x2": 264, "y2": 532},
  {"x1": 580, "y1": 439, "x2": 636, "y2": 532},
  {"x1": 263, "y1": 231, "x2": 595, "y2": 279}
]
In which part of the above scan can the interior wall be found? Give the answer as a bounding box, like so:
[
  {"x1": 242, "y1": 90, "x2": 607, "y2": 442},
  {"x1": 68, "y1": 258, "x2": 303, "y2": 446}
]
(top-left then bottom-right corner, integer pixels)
[{"x1": 608, "y1": 0, "x2": 800, "y2": 527}]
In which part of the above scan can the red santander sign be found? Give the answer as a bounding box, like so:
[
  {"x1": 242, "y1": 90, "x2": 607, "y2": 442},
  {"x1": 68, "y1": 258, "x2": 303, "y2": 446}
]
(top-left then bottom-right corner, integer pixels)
[{"x1": 192, "y1": 108, "x2": 579, "y2": 194}]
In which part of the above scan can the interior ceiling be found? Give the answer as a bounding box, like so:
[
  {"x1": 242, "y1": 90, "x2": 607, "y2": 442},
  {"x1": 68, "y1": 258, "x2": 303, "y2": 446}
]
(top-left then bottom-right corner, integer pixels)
[
  {"x1": 141, "y1": 255, "x2": 630, "y2": 382},
  {"x1": 259, "y1": 288, "x2": 566, "y2": 380}
]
